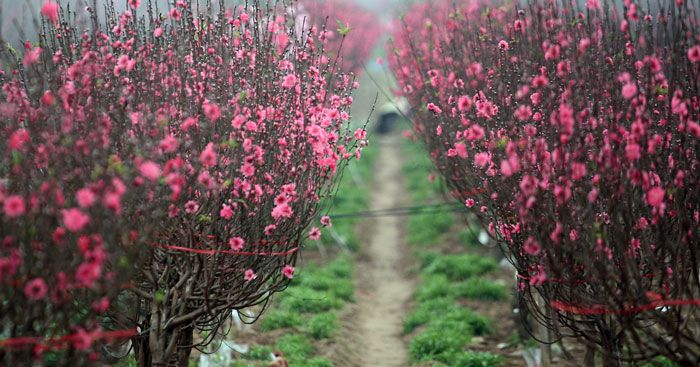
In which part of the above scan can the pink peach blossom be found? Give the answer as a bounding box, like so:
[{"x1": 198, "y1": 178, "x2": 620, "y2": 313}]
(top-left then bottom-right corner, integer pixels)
[
  {"x1": 24, "y1": 278, "x2": 48, "y2": 300},
  {"x1": 41, "y1": 1, "x2": 60, "y2": 24},
  {"x1": 76, "y1": 188, "x2": 96, "y2": 208},
  {"x1": 646, "y1": 187, "x2": 665, "y2": 207},
  {"x1": 282, "y1": 265, "x2": 295, "y2": 279},
  {"x1": 62, "y1": 208, "x2": 90, "y2": 232},
  {"x1": 4, "y1": 195, "x2": 26, "y2": 218},
  {"x1": 229, "y1": 237, "x2": 245, "y2": 250}
]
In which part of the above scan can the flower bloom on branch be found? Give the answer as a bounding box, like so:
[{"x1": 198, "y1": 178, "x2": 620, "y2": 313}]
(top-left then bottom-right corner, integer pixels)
[
  {"x1": 77, "y1": 188, "x2": 96, "y2": 208},
  {"x1": 309, "y1": 227, "x2": 321, "y2": 241},
  {"x1": 320, "y1": 215, "x2": 332, "y2": 227},
  {"x1": 41, "y1": 1, "x2": 59, "y2": 24},
  {"x1": 688, "y1": 45, "x2": 700, "y2": 63},
  {"x1": 244, "y1": 269, "x2": 256, "y2": 282},
  {"x1": 646, "y1": 187, "x2": 665, "y2": 207},
  {"x1": 281, "y1": 74, "x2": 297, "y2": 88},
  {"x1": 169, "y1": 8, "x2": 182, "y2": 20},
  {"x1": 24, "y1": 278, "x2": 48, "y2": 300},
  {"x1": 354, "y1": 128, "x2": 367, "y2": 140},
  {"x1": 199, "y1": 143, "x2": 217, "y2": 167},
  {"x1": 202, "y1": 101, "x2": 221, "y2": 122},
  {"x1": 427, "y1": 103, "x2": 442, "y2": 114},
  {"x1": 139, "y1": 161, "x2": 162, "y2": 181},
  {"x1": 272, "y1": 203, "x2": 293, "y2": 220},
  {"x1": 229, "y1": 237, "x2": 245, "y2": 251},
  {"x1": 4, "y1": 195, "x2": 26, "y2": 218},
  {"x1": 62, "y1": 209, "x2": 90, "y2": 232},
  {"x1": 282, "y1": 265, "x2": 295, "y2": 279},
  {"x1": 23, "y1": 47, "x2": 42, "y2": 68},
  {"x1": 220, "y1": 204, "x2": 234, "y2": 220}
]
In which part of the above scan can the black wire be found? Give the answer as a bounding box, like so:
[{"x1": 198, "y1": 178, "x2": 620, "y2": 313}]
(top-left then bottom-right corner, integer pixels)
[{"x1": 326, "y1": 202, "x2": 466, "y2": 219}]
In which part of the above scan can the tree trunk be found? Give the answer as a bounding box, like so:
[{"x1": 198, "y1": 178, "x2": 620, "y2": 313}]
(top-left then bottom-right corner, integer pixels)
[
  {"x1": 584, "y1": 345, "x2": 595, "y2": 367},
  {"x1": 601, "y1": 352, "x2": 621, "y2": 367},
  {"x1": 535, "y1": 292, "x2": 552, "y2": 367},
  {"x1": 175, "y1": 325, "x2": 194, "y2": 367},
  {"x1": 599, "y1": 323, "x2": 621, "y2": 367},
  {"x1": 134, "y1": 335, "x2": 152, "y2": 367}
]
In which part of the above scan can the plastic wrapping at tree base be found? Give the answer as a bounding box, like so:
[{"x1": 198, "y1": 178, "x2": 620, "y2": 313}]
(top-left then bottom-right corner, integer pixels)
[
  {"x1": 0, "y1": 0, "x2": 366, "y2": 366},
  {"x1": 388, "y1": 0, "x2": 700, "y2": 365},
  {"x1": 296, "y1": 0, "x2": 383, "y2": 75}
]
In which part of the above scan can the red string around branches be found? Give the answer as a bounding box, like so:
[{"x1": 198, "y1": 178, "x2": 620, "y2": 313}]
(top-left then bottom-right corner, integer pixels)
[
  {"x1": 149, "y1": 242, "x2": 299, "y2": 257},
  {"x1": 0, "y1": 329, "x2": 136, "y2": 350},
  {"x1": 516, "y1": 272, "x2": 656, "y2": 285},
  {"x1": 550, "y1": 299, "x2": 700, "y2": 316}
]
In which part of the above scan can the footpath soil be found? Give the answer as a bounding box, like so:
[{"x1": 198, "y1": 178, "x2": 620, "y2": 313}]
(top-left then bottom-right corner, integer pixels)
[{"x1": 351, "y1": 135, "x2": 415, "y2": 367}]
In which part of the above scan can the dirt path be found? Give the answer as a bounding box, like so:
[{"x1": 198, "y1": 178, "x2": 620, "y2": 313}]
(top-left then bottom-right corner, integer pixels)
[{"x1": 351, "y1": 135, "x2": 414, "y2": 367}]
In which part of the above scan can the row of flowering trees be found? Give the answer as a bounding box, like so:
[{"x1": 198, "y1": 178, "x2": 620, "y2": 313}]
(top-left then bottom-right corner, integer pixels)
[
  {"x1": 297, "y1": 0, "x2": 382, "y2": 75},
  {"x1": 389, "y1": 0, "x2": 700, "y2": 365},
  {"x1": 0, "y1": 0, "x2": 366, "y2": 366}
]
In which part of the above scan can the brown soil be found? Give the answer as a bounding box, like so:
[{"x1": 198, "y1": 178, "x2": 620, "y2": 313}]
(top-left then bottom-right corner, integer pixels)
[{"x1": 335, "y1": 134, "x2": 416, "y2": 367}]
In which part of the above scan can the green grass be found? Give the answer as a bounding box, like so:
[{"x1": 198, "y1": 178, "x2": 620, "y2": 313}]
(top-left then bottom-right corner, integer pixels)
[
  {"x1": 259, "y1": 309, "x2": 304, "y2": 331},
  {"x1": 325, "y1": 255, "x2": 353, "y2": 278},
  {"x1": 403, "y1": 297, "x2": 455, "y2": 334},
  {"x1": 403, "y1": 299, "x2": 493, "y2": 336},
  {"x1": 278, "y1": 287, "x2": 342, "y2": 313},
  {"x1": 433, "y1": 308, "x2": 493, "y2": 336},
  {"x1": 408, "y1": 305, "x2": 495, "y2": 363},
  {"x1": 642, "y1": 357, "x2": 680, "y2": 367},
  {"x1": 414, "y1": 274, "x2": 455, "y2": 302},
  {"x1": 308, "y1": 313, "x2": 338, "y2": 340},
  {"x1": 402, "y1": 142, "x2": 454, "y2": 247},
  {"x1": 292, "y1": 264, "x2": 354, "y2": 302},
  {"x1": 458, "y1": 226, "x2": 483, "y2": 247},
  {"x1": 421, "y1": 253, "x2": 498, "y2": 280},
  {"x1": 407, "y1": 211, "x2": 454, "y2": 246},
  {"x1": 455, "y1": 277, "x2": 508, "y2": 301},
  {"x1": 242, "y1": 345, "x2": 273, "y2": 360},
  {"x1": 409, "y1": 327, "x2": 472, "y2": 363},
  {"x1": 306, "y1": 357, "x2": 334, "y2": 367},
  {"x1": 450, "y1": 351, "x2": 504, "y2": 367},
  {"x1": 274, "y1": 334, "x2": 314, "y2": 363}
]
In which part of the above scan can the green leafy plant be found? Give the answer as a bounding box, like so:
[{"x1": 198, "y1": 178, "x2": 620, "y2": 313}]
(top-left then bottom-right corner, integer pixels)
[
  {"x1": 422, "y1": 254, "x2": 497, "y2": 280},
  {"x1": 279, "y1": 287, "x2": 342, "y2": 313},
  {"x1": 242, "y1": 345, "x2": 273, "y2": 360},
  {"x1": 455, "y1": 277, "x2": 508, "y2": 301},
  {"x1": 409, "y1": 327, "x2": 471, "y2": 362},
  {"x1": 260, "y1": 310, "x2": 304, "y2": 332},
  {"x1": 274, "y1": 334, "x2": 314, "y2": 363},
  {"x1": 414, "y1": 275, "x2": 454, "y2": 302},
  {"x1": 403, "y1": 298, "x2": 455, "y2": 334},
  {"x1": 457, "y1": 226, "x2": 483, "y2": 247},
  {"x1": 451, "y1": 351, "x2": 503, "y2": 367},
  {"x1": 306, "y1": 357, "x2": 334, "y2": 367},
  {"x1": 308, "y1": 313, "x2": 338, "y2": 340}
]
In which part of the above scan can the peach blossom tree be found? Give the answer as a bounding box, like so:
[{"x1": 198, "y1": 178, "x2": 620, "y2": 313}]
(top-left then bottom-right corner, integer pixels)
[{"x1": 389, "y1": 0, "x2": 700, "y2": 364}]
